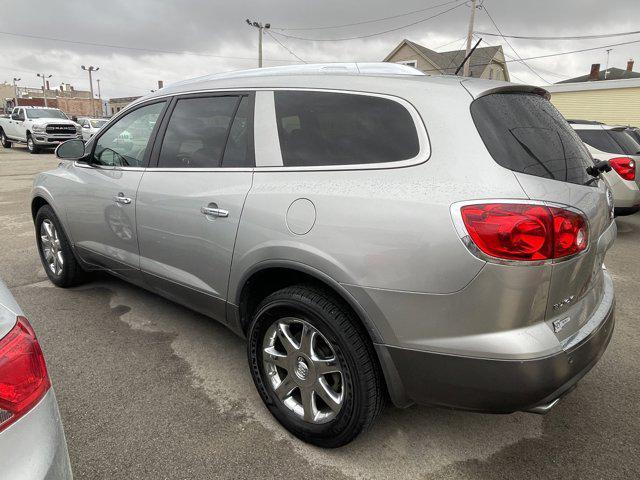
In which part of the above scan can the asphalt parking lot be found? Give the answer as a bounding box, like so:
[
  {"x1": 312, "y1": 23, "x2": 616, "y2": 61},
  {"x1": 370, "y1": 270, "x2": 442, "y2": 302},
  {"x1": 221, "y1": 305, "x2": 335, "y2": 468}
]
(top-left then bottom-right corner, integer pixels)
[{"x1": 1, "y1": 145, "x2": 639, "y2": 479}]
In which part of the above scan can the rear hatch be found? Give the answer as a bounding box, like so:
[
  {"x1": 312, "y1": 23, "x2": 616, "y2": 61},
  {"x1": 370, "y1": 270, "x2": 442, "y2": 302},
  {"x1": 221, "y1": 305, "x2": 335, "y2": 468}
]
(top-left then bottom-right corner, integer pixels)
[{"x1": 469, "y1": 88, "x2": 614, "y2": 343}]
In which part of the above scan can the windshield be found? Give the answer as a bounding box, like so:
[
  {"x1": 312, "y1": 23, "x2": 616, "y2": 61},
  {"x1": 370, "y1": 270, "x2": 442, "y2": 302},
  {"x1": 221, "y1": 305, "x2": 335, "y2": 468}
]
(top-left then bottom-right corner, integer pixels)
[
  {"x1": 90, "y1": 119, "x2": 108, "y2": 128},
  {"x1": 25, "y1": 109, "x2": 68, "y2": 120},
  {"x1": 471, "y1": 93, "x2": 593, "y2": 185},
  {"x1": 609, "y1": 129, "x2": 640, "y2": 155}
]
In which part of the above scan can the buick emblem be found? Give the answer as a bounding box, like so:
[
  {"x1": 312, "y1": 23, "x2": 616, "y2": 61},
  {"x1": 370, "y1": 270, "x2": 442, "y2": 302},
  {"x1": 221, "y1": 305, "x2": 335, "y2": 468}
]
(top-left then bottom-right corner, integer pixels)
[{"x1": 294, "y1": 357, "x2": 309, "y2": 380}]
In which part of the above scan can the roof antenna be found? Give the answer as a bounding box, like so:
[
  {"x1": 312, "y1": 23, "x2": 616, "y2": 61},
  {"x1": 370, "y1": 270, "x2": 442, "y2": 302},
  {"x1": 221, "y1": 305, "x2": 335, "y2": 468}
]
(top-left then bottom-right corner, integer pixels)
[{"x1": 455, "y1": 38, "x2": 482, "y2": 76}]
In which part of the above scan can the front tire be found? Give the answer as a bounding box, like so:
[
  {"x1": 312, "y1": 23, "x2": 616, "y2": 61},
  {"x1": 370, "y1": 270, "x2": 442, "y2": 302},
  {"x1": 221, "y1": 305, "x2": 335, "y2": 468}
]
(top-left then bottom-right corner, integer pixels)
[
  {"x1": 0, "y1": 130, "x2": 11, "y2": 148},
  {"x1": 35, "y1": 205, "x2": 87, "y2": 287},
  {"x1": 27, "y1": 134, "x2": 40, "y2": 154},
  {"x1": 248, "y1": 285, "x2": 384, "y2": 447}
]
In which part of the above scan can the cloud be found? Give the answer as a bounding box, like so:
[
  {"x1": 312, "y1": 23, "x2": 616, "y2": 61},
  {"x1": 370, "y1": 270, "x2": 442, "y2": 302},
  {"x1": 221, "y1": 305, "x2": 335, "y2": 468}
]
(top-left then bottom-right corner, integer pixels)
[{"x1": 1, "y1": 0, "x2": 637, "y2": 97}]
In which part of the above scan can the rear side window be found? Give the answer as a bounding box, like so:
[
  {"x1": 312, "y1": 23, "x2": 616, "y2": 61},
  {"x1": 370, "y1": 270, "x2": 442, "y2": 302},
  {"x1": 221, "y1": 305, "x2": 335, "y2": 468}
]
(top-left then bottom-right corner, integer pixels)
[
  {"x1": 608, "y1": 130, "x2": 640, "y2": 155},
  {"x1": 274, "y1": 91, "x2": 419, "y2": 167},
  {"x1": 471, "y1": 93, "x2": 592, "y2": 185},
  {"x1": 576, "y1": 130, "x2": 624, "y2": 154}
]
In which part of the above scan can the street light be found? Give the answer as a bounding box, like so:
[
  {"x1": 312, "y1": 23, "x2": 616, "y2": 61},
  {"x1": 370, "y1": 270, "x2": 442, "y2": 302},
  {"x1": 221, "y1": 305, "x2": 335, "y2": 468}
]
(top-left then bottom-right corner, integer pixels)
[
  {"x1": 12, "y1": 77, "x2": 21, "y2": 107},
  {"x1": 36, "y1": 73, "x2": 52, "y2": 107},
  {"x1": 81, "y1": 65, "x2": 99, "y2": 117}
]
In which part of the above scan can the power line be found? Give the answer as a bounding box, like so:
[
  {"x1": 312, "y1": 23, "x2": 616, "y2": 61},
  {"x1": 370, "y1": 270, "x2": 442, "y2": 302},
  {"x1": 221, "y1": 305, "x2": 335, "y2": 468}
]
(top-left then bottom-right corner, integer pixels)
[
  {"x1": 266, "y1": 30, "x2": 307, "y2": 63},
  {"x1": 433, "y1": 36, "x2": 468, "y2": 50},
  {"x1": 474, "y1": 29, "x2": 640, "y2": 41},
  {"x1": 272, "y1": 0, "x2": 463, "y2": 31},
  {"x1": 0, "y1": 30, "x2": 304, "y2": 63},
  {"x1": 481, "y1": 5, "x2": 550, "y2": 84},
  {"x1": 270, "y1": 2, "x2": 467, "y2": 42},
  {"x1": 502, "y1": 38, "x2": 640, "y2": 63}
]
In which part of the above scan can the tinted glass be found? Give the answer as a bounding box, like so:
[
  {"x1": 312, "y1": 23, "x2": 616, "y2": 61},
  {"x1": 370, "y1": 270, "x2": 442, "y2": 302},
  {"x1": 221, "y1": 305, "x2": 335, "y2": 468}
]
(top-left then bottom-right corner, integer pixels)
[
  {"x1": 627, "y1": 128, "x2": 640, "y2": 145},
  {"x1": 609, "y1": 130, "x2": 640, "y2": 155},
  {"x1": 222, "y1": 96, "x2": 253, "y2": 167},
  {"x1": 274, "y1": 91, "x2": 419, "y2": 167},
  {"x1": 93, "y1": 102, "x2": 164, "y2": 167},
  {"x1": 471, "y1": 93, "x2": 592, "y2": 185},
  {"x1": 576, "y1": 130, "x2": 625, "y2": 154},
  {"x1": 158, "y1": 96, "x2": 239, "y2": 168}
]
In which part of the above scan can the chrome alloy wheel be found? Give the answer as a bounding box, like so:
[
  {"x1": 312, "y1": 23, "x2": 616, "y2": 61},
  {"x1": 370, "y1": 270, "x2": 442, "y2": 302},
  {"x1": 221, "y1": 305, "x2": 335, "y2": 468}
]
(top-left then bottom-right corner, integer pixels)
[
  {"x1": 262, "y1": 317, "x2": 344, "y2": 424},
  {"x1": 40, "y1": 219, "x2": 64, "y2": 276},
  {"x1": 27, "y1": 136, "x2": 34, "y2": 151}
]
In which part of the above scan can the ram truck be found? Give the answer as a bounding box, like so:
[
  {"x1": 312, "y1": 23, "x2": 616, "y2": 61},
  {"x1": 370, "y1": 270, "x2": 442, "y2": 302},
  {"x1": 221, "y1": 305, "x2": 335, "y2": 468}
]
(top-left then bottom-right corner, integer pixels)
[{"x1": 0, "y1": 106, "x2": 81, "y2": 154}]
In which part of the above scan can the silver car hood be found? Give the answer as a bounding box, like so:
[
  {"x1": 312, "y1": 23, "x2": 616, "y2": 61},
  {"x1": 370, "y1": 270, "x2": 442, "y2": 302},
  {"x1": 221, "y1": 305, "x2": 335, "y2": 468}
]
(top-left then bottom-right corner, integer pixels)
[{"x1": 0, "y1": 280, "x2": 20, "y2": 339}]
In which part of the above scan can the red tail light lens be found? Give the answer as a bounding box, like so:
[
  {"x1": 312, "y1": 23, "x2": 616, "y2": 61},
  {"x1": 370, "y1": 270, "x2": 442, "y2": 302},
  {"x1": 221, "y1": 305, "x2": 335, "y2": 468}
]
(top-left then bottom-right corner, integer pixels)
[
  {"x1": 0, "y1": 316, "x2": 50, "y2": 432},
  {"x1": 460, "y1": 203, "x2": 588, "y2": 261},
  {"x1": 609, "y1": 157, "x2": 636, "y2": 180}
]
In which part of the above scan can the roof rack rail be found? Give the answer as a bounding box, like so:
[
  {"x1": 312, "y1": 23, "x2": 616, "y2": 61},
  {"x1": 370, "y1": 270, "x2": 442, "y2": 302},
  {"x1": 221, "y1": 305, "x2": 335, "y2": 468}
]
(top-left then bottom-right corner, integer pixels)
[{"x1": 566, "y1": 119, "x2": 604, "y2": 125}]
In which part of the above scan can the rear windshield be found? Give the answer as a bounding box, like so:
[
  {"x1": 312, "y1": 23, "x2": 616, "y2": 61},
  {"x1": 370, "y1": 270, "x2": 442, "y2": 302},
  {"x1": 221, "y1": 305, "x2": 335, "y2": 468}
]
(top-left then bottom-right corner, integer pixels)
[
  {"x1": 471, "y1": 93, "x2": 592, "y2": 185},
  {"x1": 576, "y1": 129, "x2": 640, "y2": 155}
]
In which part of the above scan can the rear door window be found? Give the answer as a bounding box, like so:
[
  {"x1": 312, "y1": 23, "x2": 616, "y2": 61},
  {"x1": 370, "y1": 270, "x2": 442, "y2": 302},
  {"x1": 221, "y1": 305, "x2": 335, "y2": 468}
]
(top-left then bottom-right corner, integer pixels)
[
  {"x1": 273, "y1": 91, "x2": 420, "y2": 167},
  {"x1": 608, "y1": 129, "x2": 640, "y2": 155},
  {"x1": 471, "y1": 93, "x2": 592, "y2": 185}
]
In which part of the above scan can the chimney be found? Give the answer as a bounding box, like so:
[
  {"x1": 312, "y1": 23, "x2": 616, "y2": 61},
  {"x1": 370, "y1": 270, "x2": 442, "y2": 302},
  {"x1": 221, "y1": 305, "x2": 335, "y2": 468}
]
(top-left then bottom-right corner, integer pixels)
[
  {"x1": 157, "y1": 80, "x2": 164, "y2": 90},
  {"x1": 627, "y1": 59, "x2": 634, "y2": 72},
  {"x1": 589, "y1": 63, "x2": 600, "y2": 81},
  {"x1": 46, "y1": 80, "x2": 50, "y2": 90}
]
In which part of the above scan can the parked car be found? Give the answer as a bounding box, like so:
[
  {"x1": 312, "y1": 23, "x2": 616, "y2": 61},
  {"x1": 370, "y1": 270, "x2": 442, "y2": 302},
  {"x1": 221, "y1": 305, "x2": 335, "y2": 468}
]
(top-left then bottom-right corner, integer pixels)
[
  {"x1": 0, "y1": 106, "x2": 81, "y2": 154},
  {"x1": 624, "y1": 126, "x2": 640, "y2": 145},
  {"x1": 0, "y1": 278, "x2": 72, "y2": 478},
  {"x1": 32, "y1": 63, "x2": 616, "y2": 447},
  {"x1": 571, "y1": 122, "x2": 640, "y2": 215},
  {"x1": 77, "y1": 117, "x2": 108, "y2": 141}
]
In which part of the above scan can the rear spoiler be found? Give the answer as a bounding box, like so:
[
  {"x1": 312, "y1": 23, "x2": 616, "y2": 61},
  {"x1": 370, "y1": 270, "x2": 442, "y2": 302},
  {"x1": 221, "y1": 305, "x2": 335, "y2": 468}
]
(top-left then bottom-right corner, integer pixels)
[{"x1": 460, "y1": 79, "x2": 551, "y2": 100}]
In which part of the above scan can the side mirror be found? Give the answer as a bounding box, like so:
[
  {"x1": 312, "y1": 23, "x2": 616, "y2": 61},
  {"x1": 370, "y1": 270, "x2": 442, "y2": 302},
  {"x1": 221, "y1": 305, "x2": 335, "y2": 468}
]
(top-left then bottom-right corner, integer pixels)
[
  {"x1": 55, "y1": 139, "x2": 86, "y2": 161},
  {"x1": 10, "y1": 114, "x2": 18, "y2": 120}
]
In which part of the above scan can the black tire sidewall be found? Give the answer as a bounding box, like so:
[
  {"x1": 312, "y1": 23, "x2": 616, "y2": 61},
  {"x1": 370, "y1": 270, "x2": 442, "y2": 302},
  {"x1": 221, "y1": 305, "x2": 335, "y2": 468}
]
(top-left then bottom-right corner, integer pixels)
[
  {"x1": 0, "y1": 131, "x2": 10, "y2": 148},
  {"x1": 35, "y1": 205, "x2": 79, "y2": 287},
  {"x1": 248, "y1": 289, "x2": 373, "y2": 447}
]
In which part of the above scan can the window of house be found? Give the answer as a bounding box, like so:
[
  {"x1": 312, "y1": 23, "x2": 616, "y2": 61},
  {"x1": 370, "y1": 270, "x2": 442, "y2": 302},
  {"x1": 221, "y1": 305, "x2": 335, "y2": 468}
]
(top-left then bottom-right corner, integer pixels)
[
  {"x1": 396, "y1": 60, "x2": 418, "y2": 68},
  {"x1": 273, "y1": 91, "x2": 420, "y2": 167}
]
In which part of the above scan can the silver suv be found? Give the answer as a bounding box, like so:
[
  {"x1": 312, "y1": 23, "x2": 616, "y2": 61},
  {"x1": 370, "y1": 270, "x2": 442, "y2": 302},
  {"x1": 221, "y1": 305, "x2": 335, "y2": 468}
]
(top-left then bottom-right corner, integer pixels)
[{"x1": 32, "y1": 64, "x2": 616, "y2": 447}]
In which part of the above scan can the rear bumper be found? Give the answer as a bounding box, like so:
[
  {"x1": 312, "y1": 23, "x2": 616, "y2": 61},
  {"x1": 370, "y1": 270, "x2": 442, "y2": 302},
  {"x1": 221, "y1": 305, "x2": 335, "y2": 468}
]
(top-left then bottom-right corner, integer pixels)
[
  {"x1": 0, "y1": 390, "x2": 72, "y2": 479},
  {"x1": 377, "y1": 291, "x2": 615, "y2": 413}
]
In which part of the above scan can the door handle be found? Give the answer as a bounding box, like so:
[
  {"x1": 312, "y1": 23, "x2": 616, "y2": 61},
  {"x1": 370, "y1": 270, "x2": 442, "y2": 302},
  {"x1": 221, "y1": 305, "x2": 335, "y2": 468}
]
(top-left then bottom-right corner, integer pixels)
[
  {"x1": 201, "y1": 205, "x2": 229, "y2": 218},
  {"x1": 114, "y1": 193, "x2": 132, "y2": 205}
]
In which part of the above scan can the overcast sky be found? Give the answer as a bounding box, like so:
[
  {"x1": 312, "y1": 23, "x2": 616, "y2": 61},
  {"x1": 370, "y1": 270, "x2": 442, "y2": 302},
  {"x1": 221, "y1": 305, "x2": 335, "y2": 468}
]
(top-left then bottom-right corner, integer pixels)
[{"x1": 1, "y1": 0, "x2": 638, "y2": 99}]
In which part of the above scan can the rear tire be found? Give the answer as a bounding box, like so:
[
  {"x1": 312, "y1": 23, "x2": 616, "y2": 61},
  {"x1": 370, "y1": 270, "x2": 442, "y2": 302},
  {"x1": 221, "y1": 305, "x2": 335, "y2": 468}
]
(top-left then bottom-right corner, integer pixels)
[
  {"x1": 35, "y1": 205, "x2": 87, "y2": 287},
  {"x1": 248, "y1": 285, "x2": 384, "y2": 447},
  {"x1": 27, "y1": 134, "x2": 39, "y2": 154},
  {"x1": 0, "y1": 130, "x2": 11, "y2": 148}
]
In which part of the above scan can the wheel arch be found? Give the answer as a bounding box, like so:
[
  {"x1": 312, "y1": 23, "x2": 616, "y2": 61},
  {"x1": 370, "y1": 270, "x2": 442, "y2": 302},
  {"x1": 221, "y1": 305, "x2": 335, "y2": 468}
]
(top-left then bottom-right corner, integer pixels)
[{"x1": 234, "y1": 260, "x2": 382, "y2": 343}]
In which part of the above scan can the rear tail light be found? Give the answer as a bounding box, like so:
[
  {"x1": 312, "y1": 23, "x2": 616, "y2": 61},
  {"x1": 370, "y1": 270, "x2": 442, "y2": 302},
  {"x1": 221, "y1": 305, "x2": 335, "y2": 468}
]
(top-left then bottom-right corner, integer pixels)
[
  {"x1": 609, "y1": 157, "x2": 636, "y2": 180},
  {"x1": 0, "y1": 316, "x2": 50, "y2": 433},
  {"x1": 459, "y1": 203, "x2": 588, "y2": 261}
]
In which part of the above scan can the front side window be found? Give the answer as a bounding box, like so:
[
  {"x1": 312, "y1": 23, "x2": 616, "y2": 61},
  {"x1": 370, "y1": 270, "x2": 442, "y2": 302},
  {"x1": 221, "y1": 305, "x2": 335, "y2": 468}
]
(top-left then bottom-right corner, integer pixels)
[
  {"x1": 157, "y1": 95, "x2": 248, "y2": 168},
  {"x1": 92, "y1": 102, "x2": 165, "y2": 167},
  {"x1": 274, "y1": 91, "x2": 420, "y2": 167}
]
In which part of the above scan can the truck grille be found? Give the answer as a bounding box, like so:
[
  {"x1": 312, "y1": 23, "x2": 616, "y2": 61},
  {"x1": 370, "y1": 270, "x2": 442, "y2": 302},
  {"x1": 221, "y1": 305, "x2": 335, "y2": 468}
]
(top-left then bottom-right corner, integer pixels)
[{"x1": 45, "y1": 124, "x2": 77, "y2": 134}]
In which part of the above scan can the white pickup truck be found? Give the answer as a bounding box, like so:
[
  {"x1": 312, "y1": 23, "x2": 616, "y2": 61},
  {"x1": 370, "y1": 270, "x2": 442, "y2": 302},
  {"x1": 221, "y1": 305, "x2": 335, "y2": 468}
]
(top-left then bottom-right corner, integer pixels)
[{"x1": 0, "y1": 106, "x2": 81, "y2": 154}]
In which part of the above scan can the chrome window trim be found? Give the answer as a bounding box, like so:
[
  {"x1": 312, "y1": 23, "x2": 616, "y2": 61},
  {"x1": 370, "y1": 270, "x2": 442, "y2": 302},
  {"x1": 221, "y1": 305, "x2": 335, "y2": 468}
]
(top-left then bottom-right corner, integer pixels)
[
  {"x1": 450, "y1": 199, "x2": 591, "y2": 266},
  {"x1": 120, "y1": 86, "x2": 430, "y2": 172}
]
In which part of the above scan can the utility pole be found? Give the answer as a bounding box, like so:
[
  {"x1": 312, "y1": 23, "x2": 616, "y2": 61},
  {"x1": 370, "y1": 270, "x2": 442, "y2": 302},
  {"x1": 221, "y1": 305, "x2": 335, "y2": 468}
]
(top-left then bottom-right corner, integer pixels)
[
  {"x1": 462, "y1": 0, "x2": 478, "y2": 77},
  {"x1": 12, "y1": 77, "x2": 21, "y2": 107},
  {"x1": 604, "y1": 48, "x2": 613, "y2": 80},
  {"x1": 81, "y1": 65, "x2": 99, "y2": 117},
  {"x1": 36, "y1": 73, "x2": 52, "y2": 107},
  {"x1": 246, "y1": 19, "x2": 270, "y2": 67},
  {"x1": 96, "y1": 79, "x2": 102, "y2": 117}
]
